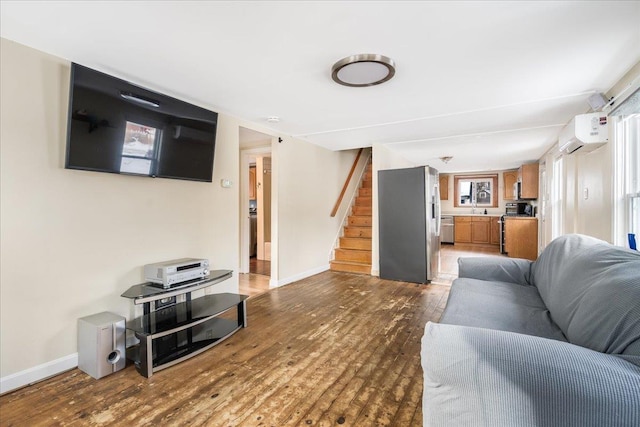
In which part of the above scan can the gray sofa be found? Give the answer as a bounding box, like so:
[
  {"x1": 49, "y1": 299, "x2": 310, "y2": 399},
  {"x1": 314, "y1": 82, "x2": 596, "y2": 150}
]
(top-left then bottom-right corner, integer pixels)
[{"x1": 421, "y1": 234, "x2": 640, "y2": 427}]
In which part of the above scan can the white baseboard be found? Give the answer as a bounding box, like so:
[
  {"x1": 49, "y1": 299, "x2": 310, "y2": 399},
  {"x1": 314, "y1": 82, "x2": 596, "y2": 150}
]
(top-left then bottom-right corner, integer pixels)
[
  {"x1": 270, "y1": 264, "x2": 330, "y2": 288},
  {"x1": 0, "y1": 353, "x2": 78, "y2": 394}
]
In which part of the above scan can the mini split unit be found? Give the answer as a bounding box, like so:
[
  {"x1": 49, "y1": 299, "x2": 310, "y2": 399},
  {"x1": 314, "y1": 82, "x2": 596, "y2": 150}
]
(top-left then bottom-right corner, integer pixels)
[{"x1": 558, "y1": 112, "x2": 609, "y2": 154}]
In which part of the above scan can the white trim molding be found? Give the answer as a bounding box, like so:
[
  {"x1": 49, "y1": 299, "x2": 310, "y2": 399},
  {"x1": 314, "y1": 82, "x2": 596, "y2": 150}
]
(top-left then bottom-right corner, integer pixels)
[
  {"x1": 270, "y1": 264, "x2": 330, "y2": 288},
  {"x1": 1, "y1": 353, "x2": 78, "y2": 394}
]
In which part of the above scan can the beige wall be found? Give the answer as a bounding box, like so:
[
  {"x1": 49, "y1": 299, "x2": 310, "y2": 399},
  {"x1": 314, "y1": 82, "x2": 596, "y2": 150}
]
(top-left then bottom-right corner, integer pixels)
[
  {"x1": 274, "y1": 138, "x2": 359, "y2": 283},
  {"x1": 0, "y1": 38, "x2": 242, "y2": 378},
  {"x1": 575, "y1": 146, "x2": 613, "y2": 241},
  {"x1": 540, "y1": 142, "x2": 614, "y2": 247},
  {"x1": 0, "y1": 38, "x2": 357, "y2": 384}
]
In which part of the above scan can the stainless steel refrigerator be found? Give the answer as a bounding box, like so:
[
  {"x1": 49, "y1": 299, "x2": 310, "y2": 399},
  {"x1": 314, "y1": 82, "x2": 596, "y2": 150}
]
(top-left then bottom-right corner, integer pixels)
[{"x1": 378, "y1": 166, "x2": 441, "y2": 283}]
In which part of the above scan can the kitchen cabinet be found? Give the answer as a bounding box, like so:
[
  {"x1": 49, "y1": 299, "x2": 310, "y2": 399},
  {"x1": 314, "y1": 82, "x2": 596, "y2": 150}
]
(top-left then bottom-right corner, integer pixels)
[
  {"x1": 490, "y1": 216, "x2": 501, "y2": 245},
  {"x1": 470, "y1": 217, "x2": 490, "y2": 244},
  {"x1": 249, "y1": 166, "x2": 256, "y2": 200},
  {"x1": 518, "y1": 164, "x2": 539, "y2": 200},
  {"x1": 454, "y1": 216, "x2": 498, "y2": 245},
  {"x1": 439, "y1": 174, "x2": 449, "y2": 200},
  {"x1": 504, "y1": 217, "x2": 538, "y2": 260},
  {"x1": 503, "y1": 170, "x2": 518, "y2": 200},
  {"x1": 454, "y1": 217, "x2": 472, "y2": 243}
]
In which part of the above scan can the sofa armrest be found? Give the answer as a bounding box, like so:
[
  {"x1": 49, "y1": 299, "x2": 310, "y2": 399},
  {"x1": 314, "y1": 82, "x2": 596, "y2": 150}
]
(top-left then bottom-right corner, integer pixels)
[
  {"x1": 421, "y1": 322, "x2": 640, "y2": 427},
  {"x1": 457, "y1": 256, "x2": 532, "y2": 285}
]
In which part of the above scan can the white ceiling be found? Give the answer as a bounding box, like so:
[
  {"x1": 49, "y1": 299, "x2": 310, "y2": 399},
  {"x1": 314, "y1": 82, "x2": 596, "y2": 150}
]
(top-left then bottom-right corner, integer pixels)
[{"x1": 2, "y1": 1, "x2": 639, "y2": 172}]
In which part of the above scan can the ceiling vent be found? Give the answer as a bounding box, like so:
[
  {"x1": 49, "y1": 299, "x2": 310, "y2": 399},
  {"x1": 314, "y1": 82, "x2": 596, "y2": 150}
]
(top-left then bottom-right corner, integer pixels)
[{"x1": 558, "y1": 113, "x2": 609, "y2": 154}]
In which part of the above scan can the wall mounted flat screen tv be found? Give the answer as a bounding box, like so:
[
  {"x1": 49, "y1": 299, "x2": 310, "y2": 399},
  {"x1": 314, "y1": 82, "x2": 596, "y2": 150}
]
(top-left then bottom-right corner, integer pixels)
[{"x1": 66, "y1": 63, "x2": 218, "y2": 182}]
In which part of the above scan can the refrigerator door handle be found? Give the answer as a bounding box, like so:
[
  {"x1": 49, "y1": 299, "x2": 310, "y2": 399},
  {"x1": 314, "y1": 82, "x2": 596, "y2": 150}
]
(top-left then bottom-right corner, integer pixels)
[
  {"x1": 435, "y1": 183, "x2": 441, "y2": 236},
  {"x1": 432, "y1": 198, "x2": 436, "y2": 219}
]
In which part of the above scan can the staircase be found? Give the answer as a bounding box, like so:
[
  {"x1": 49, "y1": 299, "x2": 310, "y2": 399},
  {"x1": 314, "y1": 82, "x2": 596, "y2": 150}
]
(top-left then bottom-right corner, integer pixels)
[{"x1": 330, "y1": 162, "x2": 372, "y2": 274}]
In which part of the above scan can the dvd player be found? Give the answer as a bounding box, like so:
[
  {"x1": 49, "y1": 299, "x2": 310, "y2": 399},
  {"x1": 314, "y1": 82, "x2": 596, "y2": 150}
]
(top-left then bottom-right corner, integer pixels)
[{"x1": 144, "y1": 258, "x2": 209, "y2": 288}]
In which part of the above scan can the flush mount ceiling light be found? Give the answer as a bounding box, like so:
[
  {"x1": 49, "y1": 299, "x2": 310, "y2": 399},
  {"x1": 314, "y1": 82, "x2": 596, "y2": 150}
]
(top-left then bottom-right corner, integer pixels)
[
  {"x1": 331, "y1": 54, "x2": 396, "y2": 87},
  {"x1": 440, "y1": 156, "x2": 453, "y2": 164}
]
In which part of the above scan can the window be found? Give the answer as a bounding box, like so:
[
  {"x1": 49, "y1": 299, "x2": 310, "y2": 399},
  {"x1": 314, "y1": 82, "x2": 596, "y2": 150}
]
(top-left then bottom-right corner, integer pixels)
[
  {"x1": 551, "y1": 155, "x2": 564, "y2": 239},
  {"x1": 453, "y1": 175, "x2": 498, "y2": 208},
  {"x1": 613, "y1": 113, "x2": 640, "y2": 247}
]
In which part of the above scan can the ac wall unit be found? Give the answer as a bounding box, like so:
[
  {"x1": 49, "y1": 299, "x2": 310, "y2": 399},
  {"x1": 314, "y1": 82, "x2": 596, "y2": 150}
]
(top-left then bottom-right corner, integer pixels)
[{"x1": 558, "y1": 112, "x2": 609, "y2": 154}]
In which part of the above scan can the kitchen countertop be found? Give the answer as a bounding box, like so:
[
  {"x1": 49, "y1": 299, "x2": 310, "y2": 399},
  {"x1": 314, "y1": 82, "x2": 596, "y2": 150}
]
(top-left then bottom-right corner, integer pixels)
[
  {"x1": 442, "y1": 213, "x2": 538, "y2": 219},
  {"x1": 441, "y1": 213, "x2": 501, "y2": 217}
]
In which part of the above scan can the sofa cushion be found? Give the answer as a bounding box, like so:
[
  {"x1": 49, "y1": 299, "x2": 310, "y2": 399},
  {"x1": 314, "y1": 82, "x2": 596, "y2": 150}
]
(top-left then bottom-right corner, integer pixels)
[
  {"x1": 422, "y1": 322, "x2": 640, "y2": 427},
  {"x1": 440, "y1": 278, "x2": 567, "y2": 342},
  {"x1": 531, "y1": 234, "x2": 640, "y2": 361}
]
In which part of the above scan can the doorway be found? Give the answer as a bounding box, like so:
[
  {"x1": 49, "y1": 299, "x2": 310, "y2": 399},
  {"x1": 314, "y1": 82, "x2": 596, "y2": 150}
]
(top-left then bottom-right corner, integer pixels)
[
  {"x1": 239, "y1": 127, "x2": 274, "y2": 292},
  {"x1": 251, "y1": 154, "x2": 272, "y2": 275}
]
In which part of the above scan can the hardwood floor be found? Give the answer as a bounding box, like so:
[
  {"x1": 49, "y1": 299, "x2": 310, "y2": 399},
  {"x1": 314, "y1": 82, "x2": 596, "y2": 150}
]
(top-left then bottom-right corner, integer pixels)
[
  {"x1": 435, "y1": 243, "x2": 502, "y2": 285},
  {"x1": 0, "y1": 273, "x2": 447, "y2": 426},
  {"x1": 249, "y1": 257, "x2": 270, "y2": 276},
  {"x1": 0, "y1": 245, "x2": 498, "y2": 426},
  {"x1": 239, "y1": 273, "x2": 271, "y2": 297}
]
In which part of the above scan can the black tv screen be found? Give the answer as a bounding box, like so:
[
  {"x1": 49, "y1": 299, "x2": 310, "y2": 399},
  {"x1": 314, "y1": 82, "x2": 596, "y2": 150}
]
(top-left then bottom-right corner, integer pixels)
[{"x1": 66, "y1": 63, "x2": 217, "y2": 182}]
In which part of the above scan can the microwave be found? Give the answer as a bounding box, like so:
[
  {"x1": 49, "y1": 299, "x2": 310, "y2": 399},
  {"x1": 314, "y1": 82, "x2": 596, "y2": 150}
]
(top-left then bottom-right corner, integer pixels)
[
  {"x1": 513, "y1": 181, "x2": 537, "y2": 200},
  {"x1": 513, "y1": 182, "x2": 521, "y2": 200},
  {"x1": 505, "y1": 202, "x2": 532, "y2": 216}
]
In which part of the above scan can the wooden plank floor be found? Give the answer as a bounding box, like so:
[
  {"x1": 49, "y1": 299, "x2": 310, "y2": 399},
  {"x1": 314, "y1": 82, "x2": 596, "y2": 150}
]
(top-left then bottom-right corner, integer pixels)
[
  {"x1": 239, "y1": 273, "x2": 271, "y2": 297},
  {"x1": 0, "y1": 271, "x2": 449, "y2": 427},
  {"x1": 249, "y1": 257, "x2": 271, "y2": 276}
]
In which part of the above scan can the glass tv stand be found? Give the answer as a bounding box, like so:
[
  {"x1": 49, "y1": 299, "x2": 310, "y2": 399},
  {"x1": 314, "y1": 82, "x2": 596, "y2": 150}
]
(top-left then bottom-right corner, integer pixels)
[{"x1": 121, "y1": 270, "x2": 247, "y2": 378}]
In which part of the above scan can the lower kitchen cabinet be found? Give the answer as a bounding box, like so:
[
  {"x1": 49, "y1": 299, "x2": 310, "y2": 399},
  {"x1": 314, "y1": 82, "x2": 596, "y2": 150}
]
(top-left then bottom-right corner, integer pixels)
[
  {"x1": 470, "y1": 217, "x2": 490, "y2": 244},
  {"x1": 504, "y1": 217, "x2": 538, "y2": 260},
  {"x1": 454, "y1": 217, "x2": 472, "y2": 243},
  {"x1": 454, "y1": 216, "x2": 498, "y2": 245},
  {"x1": 490, "y1": 217, "x2": 501, "y2": 245}
]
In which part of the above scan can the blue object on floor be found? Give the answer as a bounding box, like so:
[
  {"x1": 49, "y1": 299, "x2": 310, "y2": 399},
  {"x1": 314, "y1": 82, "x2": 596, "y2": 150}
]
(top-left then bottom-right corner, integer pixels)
[{"x1": 629, "y1": 233, "x2": 637, "y2": 250}]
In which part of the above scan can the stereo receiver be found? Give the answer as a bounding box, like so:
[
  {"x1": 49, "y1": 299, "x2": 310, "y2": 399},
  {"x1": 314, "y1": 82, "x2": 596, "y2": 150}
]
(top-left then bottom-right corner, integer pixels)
[{"x1": 144, "y1": 258, "x2": 209, "y2": 288}]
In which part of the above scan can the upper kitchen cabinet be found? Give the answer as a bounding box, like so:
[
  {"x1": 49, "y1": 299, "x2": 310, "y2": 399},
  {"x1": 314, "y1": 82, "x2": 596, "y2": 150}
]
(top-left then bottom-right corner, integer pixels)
[
  {"x1": 503, "y1": 170, "x2": 518, "y2": 200},
  {"x1": 518, "y1": 163, "x2": 539, "y2": 200},
  {"x1": 439, "y1": 174, "x2": 449, "y2": 200}
]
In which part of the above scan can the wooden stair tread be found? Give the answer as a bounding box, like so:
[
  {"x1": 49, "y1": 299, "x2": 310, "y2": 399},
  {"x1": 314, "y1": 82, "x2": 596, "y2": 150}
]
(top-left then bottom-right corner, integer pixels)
[
  {"x1": 355, "y1": 196, "x2": 372, "y2": 204},
  {"x1": 343, "y1": 227, "x2": 372, "y2": 238},
  {"x1": 330, "y1": 260, "x2": 372, "y2": 274},
  {"x1": 352, "y1": 206, "x2": 372, "y2": 216},
  {"x1": 334, "y1": 248, "x2": 371, "y2": 263},
  {"x1": 339, "y1": 237, "x2": 372, "y2": 250},
  {"x1": 330, "y1": 260, "x2": 371, "y2": 267},
  {"x1": 335, "y1": 248, "x2": 371, "y2": 254}
]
